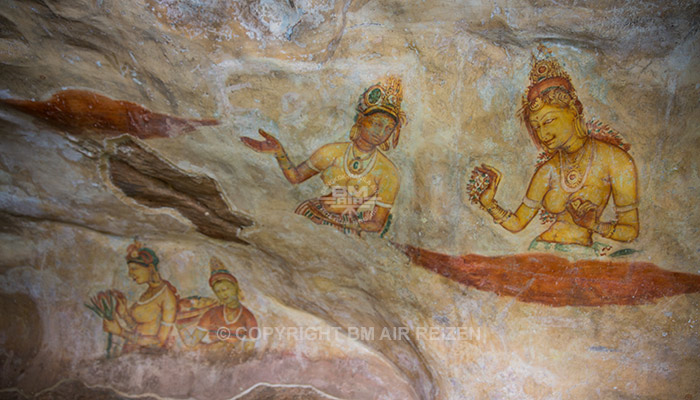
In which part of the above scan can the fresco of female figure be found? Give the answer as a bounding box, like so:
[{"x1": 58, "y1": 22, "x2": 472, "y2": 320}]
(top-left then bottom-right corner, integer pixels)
[
  {"x1": 470, "y1": 47, "x2": 639, "y2": 254},
  {"x1": 179, "y1": 257, "x2": 257, "y2": 352},
  {"x1": 102, "y1": 241, "x2": 178, "y2": 352},
  {"x1": 241, "y1": 76, "x2": 406, "y2": 236}
]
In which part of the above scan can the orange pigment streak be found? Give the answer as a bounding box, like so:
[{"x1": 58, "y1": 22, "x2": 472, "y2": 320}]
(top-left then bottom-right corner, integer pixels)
[
  {"x1": 1, "y1": 89, "x2": 218, "y2": 138},
  {"x1": 396, "y1": 243, "x2": 700, "y2": 306}
]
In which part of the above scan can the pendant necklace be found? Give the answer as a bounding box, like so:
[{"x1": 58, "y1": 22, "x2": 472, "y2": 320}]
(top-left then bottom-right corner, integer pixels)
[
  {"x1": 344, "y1": 144, "x2": 378, "y2": 179},
  {"x1": 559, "y1": 139, "x2": 594, "y2": 193}
]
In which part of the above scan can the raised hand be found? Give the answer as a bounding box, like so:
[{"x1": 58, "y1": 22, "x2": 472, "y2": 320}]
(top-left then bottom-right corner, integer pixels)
[
  {"x1": 240, "y1": 129, "x2": 283, "y2": 154},
  {"x1": 566, "y1": 198, "x2": 598, "y2": 230},
  {"x1": 103, "y1": 318, "x2": 122, "y2": 336},
  {"x1": 473, "y1": 164, "x2": 502, "y2": 208},
  {"x1": 114, "y1": 295, "x2": 128, "y2": 318}
]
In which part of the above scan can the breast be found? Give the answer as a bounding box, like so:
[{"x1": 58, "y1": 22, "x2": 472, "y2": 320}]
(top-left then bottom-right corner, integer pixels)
[
  {"x1": 130, "y1": 300, "x2": 160, "y2": 324},
  {"x1": 320, "y1": 164, "x2": 347, "y2": 187},
  {"x1": 543, "y1": 184, "x2": 607, "y2": 215},
  {"x1": 543, "y1": 187, "x2": 568, "y2": 214}
]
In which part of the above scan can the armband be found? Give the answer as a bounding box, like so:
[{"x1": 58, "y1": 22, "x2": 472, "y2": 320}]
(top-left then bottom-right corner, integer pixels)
[
  {"x1": 614, "y1": 202, "x2": 638, "y2": 213},
  {"x1": 522, "y1": 196, "x2": 541, "y2": 209}
]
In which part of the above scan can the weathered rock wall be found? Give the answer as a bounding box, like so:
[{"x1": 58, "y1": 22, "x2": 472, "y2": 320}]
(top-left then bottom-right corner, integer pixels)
[{"x1": 1, "y1": 0, "x2": 699, "y2": 399}]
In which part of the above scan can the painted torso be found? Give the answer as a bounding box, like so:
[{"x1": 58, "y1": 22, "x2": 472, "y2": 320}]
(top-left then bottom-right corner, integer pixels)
[
  {"x1": 312, "y1": 142, "x2": 399, "y2": 213},
  {"x1": 197, "y1": 304, "x2": 258, "y2": 343},
  {"x1": 538, "y1": 140, "x2": 620, "y2": 245},
  {"x1": 129, "y1": 284, "x2": 176, "y2": 336}
]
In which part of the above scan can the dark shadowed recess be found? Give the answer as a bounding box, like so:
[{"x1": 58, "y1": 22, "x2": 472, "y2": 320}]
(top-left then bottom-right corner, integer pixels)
[
  {"x1": 107, "y1": 137, "x2": 252, "y2": 244},
  {"x1": 397, "y1": 243, "x2": 700, "y2": 307},
  {"x1": 0, "y1": 89, "x2": 218, "y2": 139},
  {"x1": 0, "y1": 293, "x2": 42, "y2": 389}
]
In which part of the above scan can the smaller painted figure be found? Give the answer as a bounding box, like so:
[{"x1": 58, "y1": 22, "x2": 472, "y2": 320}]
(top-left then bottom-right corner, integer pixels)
[
  {"x1": 469, "y1": 46, "x2": 639, "y2": 253},
  {"x1": 179, "y1": 257, "x2": 257, "y2": 352},
  {"x1": 102, "y1": 241, "x2": 178, "y2": 352},
  {"x1": 241, "y1": 76, "x2": 406, "y2": 236}
]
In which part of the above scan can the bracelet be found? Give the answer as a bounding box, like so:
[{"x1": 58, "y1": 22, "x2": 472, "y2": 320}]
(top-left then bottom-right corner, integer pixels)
[
  {"x1": 485, "y1": 201, "x2": 511, "y2": 224},
  {"x1": 124, "y1": 330, "x2": 140, "y2": 342},
  {"x1": 275, "y1": 151, "x2": 293, "y2": 170},
  {"x1": 596, "y1": 222, "x2": 615, "y2": 238}
]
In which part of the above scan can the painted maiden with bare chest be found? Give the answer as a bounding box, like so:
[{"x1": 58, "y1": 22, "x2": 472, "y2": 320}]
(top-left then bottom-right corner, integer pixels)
[
  {"x1": 241, "y1": 76, "x2": 405, "y2": 235},
  {"x1": 469, "y1": 46, "x2": 639, "y2": 249}
]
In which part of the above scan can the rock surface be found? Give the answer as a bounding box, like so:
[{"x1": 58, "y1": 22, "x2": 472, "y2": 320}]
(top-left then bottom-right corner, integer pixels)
[{"x1": 1, "y1": 0, "x2": 699, "y2": 399}]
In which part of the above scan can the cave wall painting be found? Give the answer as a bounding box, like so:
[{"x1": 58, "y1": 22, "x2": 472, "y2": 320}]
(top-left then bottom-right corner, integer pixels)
[
  {"x1": 241, "y1": 76, "x2": 406, "y2": 237},
  {"x1": 81, "y1": 47, "x2": 700, "y2": 322},
  {"x1": 467, "y1": 46, "x2": 639, "y2": 258},
  {"x1": 402, "y1": 46, "x2": 700, "y2": 306},
  {"x1": 88, "y1": 241, "x2": 258, "y2": 357}
]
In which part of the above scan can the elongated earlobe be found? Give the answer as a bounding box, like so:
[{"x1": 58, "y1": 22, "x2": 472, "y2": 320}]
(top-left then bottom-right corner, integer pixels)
[
  {"x1": 575, "y1": 117, "x2": 588, "y2": 139},
  {"x1": 349, "y1": 124, "x2": 359, "y2": 141},
  {"x1": 392, "y1": 127, "x2": 401, "y2": 149}
]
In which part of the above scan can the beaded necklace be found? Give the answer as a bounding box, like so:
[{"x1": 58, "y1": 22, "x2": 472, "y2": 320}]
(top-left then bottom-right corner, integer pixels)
[{"x1": 223, "y1": 305, "x2": 243, "y2": 325}]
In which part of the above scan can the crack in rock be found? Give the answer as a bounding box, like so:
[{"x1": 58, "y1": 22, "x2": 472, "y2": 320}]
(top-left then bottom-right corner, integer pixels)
[{"x1": 106, "y1": 137, "x2": 252, "y2": 244}]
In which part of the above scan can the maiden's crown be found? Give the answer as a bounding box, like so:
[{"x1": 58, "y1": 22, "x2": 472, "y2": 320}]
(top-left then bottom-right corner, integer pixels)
[
  {"x1": 522, "y1": 45, "x2": 580, "y2": 114},
  {"x1": 356, "y1": 76, "x2": 406, "y2": 125}
]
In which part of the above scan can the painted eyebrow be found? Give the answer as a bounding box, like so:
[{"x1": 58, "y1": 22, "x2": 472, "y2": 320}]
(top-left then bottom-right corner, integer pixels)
[{"x1": 530, "y1": 110, "x2": 558, "y2": 123}]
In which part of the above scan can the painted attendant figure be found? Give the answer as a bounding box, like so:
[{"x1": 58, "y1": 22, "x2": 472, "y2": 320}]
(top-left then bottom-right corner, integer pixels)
[
  {"x1": 101, "y1": 241, "x2": 178, "y2": 352},
  {"x1": 179, "y1": 257, "x2": 258, "y2": 352},
  {"x1": 241, "y1": 76, "x2": 407, "y2": 236}
]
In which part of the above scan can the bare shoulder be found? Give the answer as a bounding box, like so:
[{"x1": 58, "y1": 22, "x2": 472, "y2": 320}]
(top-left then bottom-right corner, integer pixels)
[
  {"x1": 594, "y1": 139, "x2": 635, "y2": 165},
  {"x1": 161, "y1": 285, "x2": 178, "y2": 304},
  {"x1": 534, "y1": 154, "x2": 557, "y2": 176},
  {"x1": 375, "y1": 151, "x2": 400, "y2": 176},
  {"x1": 314, "y1": 142, "x2": 349, "y2": 157}
]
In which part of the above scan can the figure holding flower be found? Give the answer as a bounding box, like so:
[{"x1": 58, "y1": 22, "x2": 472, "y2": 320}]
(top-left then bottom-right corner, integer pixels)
[
  {"x1": 95, "y1": 240, "x2": 179, "y2": 354},
  {"x1": 467, "y1": 46, "x2": 639, "y2": 256}
]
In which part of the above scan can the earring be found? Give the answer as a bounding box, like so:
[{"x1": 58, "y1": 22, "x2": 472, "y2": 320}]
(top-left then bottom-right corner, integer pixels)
[
  {"x1": 575, "y1": 117, "x2": 588, "y2": 139},
  {"x1": 379, "y1": 136, "x2": 391, "y2": 151},
  {"x1": 392, "y1": 128, "x2": 401, "y2": 149},
  {"x1": 349, "y1": 124, "x2": 359, "y2": 141}
]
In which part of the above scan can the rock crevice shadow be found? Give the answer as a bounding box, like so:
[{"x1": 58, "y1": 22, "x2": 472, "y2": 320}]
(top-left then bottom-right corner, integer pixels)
[{"x1": 105, "y1": 137, "x2": 253, "y2": 244}]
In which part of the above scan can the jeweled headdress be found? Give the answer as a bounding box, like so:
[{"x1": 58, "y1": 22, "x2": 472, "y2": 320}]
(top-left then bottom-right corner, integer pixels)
[
  {"x1": 125, "y1": 240, "x2": 159, "y2": 268},
  {"x1": 521, "y1": 45, "x2": 582, "y2": 116},
  {"x1": 208, "y1": 256, "x2": 238, "y2": 288},
  {"x1": 354, "y1": 76, "x2": 407, "y2": 150},
  {"x1": 357, "y1": 76, "x2": 406, "y2": 126}
]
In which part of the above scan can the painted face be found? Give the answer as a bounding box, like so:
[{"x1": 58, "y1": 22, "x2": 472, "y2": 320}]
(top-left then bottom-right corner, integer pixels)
[
  {"x1": 528, "y1": 104, "x2": 578, "y2": 152},
  {"x1": 356, "y1": 112, "x2": 397, "y2": 146},
  {"x1": 212, "y1": 280, "x2": 239, "y2": 306},
  {"x1": 127, "y1": 262, "x2": 151, "y2": 284}
]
